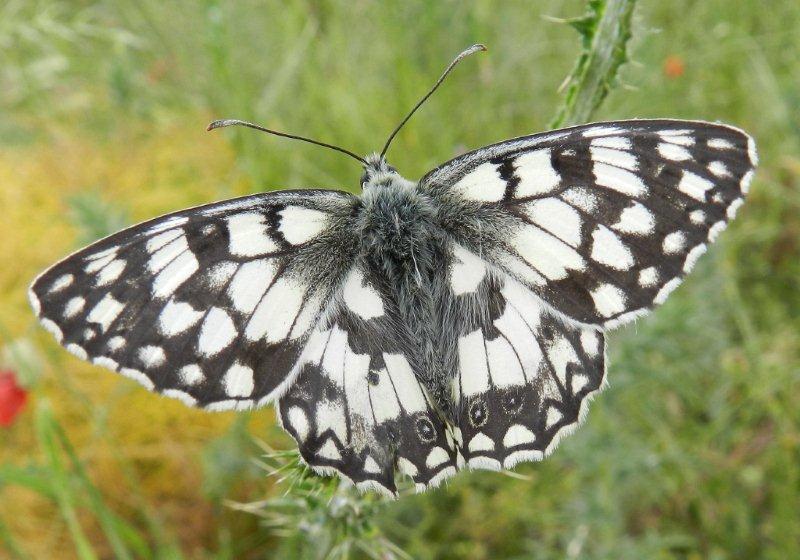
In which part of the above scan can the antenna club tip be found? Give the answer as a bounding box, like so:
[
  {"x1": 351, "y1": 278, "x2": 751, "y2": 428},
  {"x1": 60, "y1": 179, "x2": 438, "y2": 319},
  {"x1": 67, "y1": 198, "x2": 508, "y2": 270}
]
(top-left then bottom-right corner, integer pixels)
[
  {"x1": 206, "y1": 120, "x2": 228, "y2": 131},
  {"x1": 462, "y1": 44, "x2": 487, "y2": 56}
]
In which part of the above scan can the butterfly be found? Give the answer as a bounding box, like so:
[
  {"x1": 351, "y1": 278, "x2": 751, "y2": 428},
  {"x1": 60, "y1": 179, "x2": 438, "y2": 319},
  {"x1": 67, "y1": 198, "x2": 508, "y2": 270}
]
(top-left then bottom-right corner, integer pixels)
[{"x1": 29, "y1": 45, "x2": 757, "y2": 496}]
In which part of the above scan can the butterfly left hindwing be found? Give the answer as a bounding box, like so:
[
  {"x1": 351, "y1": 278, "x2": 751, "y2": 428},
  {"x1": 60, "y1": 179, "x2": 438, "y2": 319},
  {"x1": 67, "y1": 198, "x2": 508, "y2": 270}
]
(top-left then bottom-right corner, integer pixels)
[{"x1": 279, "y1": 263, "x2": 459, "y2": 495}]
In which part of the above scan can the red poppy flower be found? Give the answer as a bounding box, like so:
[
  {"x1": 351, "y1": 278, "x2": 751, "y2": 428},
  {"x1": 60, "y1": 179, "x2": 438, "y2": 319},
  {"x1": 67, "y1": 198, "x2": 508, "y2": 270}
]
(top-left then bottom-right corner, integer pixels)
[{"x1": 0, "y1": 370, "x2": 28, "y2": 427}]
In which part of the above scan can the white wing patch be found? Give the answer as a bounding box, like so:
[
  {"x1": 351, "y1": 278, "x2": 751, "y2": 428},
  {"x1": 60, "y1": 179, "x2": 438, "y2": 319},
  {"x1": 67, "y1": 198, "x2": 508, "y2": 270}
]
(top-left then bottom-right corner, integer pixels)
[
  {"x1": 226, "y1": 213, "x2": 280, "y2": 256},
  {"x1": 590, "y1": 226, "x2": 634, "y2": 270},
  {"x1": 137, "y1": 345, "x2": 166, "y2": 368},
  {"x1": 582, "y1": 125, "x2": 622, "y2": 137},
  {"x1": 613, "y1": 202, "x2": 655, "y2": 235},
  {"x1": 383, "y1": 353, "x2": 428, "y2": 412},
  {"x1": 147, "y1": 234, "x2": 188, "y2": 273},
  {"x1": 514, "y1": 149, "x2": 561, "y2": 198},
  {"x1": 223, "y1": 362, "x2": 255, "y2": 398},
  {"x1": 593, "y1": 162, "x2": 648, "y2": 197},
  {"x1": 452, "y1": 162, "x2": 507, "y2": 202},
  {"x1": 590, "y1": 283, "x2": 627, "y2": 317},
  {"x1": 658, "y1": 142, "x2": 692, "y2": 161},
  {"x1": 95, "y1": 259, "x2": 126, "y2": 286},
  {"x1": 152, "y1": 251, "x2": 199, "y2": 298},
  {"x1": 512, "y1": 227, "x2": 586, "y2": 281},
  {"x1": 158, "y1": 299, "x2": 203, "y2": 336},
  {"x1": 341, "y1": 267, "x2": 385, "y2": 319},
  {"x1": 278, "y1": 206, "x2": 330, "y2": 245},
  {"x1": 64, "y1": 297, "x2": 85, "y2": 318},
  {"x1": 86, "y1": 294, "x2": 125, "y2": 332},
  {"x1": 198, "y1": 307, "x2": 237, "y2": 357},
  {"x1": 485, "y1": 336, "x2": 526, "y2": 388},
  {"x1": 48, "y1": 274, "x2": 74, "y2": 294},
  {"x1": 522, "y1": 198, "x2": 583, "y2": 246},
  {"x1": 591, "y1": 136, "x2": 631, "y2": 149},
  {"x1": 678, "y1": 171, "x2": 714, "y2": 201},
  {"x1": 227, "y1": 259, "x2": 277, "y2": 314},
  {"x1": 458, "y1": 330, "x2": 491, "y2": 397},
  {"x1": 450, "y1": 245, "x2": 487, "y2": 295},
  {"x1": 589, "y1": 146, "x2": 638, "y2": 171},
  {"x1": 245, "y1": 276, "x2": 307, "y2": 343}
]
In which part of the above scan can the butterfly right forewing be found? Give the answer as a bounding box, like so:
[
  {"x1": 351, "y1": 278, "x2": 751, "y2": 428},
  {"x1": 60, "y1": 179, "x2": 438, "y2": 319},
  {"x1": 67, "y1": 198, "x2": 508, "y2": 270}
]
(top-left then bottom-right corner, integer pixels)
[{"x1": 421, "y1": 119, "x2": 757, "y2": 328}]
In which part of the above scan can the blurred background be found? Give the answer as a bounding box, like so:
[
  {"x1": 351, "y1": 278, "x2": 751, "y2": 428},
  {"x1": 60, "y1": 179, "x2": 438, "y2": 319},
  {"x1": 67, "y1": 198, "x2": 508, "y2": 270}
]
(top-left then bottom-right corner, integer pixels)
[{"x1": 1, "y1": 1, "x2": 798, "y2": 558}]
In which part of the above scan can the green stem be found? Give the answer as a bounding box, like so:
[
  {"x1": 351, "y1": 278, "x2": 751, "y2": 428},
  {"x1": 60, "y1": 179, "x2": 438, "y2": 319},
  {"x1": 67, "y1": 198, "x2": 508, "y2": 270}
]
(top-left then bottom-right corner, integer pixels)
[
  {"x1": 550, "y1": 0, "x2": 637, "y2": 128},
  {"x1": 35, "y1": 403, "x2": 99, "y2": 560}
]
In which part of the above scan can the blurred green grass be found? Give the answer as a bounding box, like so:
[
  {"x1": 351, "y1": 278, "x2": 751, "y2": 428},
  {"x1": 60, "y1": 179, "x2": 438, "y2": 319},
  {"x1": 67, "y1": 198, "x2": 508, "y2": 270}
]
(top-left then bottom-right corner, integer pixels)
[{"x1": 1, "y1": 0, "x2": 798, "y2": 558}]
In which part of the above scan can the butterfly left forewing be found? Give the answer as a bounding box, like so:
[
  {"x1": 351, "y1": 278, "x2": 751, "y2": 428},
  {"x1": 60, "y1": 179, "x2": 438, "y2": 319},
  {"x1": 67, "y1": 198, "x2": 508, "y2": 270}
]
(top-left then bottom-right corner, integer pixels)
[
  {"x1": 30, "y1": 190, "x2": 358, "y2": 409},
  {"x1": 421, "y1": 119, "x2": 757, "y2": 328}
]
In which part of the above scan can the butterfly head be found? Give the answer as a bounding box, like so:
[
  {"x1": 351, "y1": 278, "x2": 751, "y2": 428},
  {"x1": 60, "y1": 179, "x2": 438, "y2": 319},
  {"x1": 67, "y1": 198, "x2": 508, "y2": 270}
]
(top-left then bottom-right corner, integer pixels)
[{"x1": 360, "y1": 153, "x2": 405, "y2": 190}]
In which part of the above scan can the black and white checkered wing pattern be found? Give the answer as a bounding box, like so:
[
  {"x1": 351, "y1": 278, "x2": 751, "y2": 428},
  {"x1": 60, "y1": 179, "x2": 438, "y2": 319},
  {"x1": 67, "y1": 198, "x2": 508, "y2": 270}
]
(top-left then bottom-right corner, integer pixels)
[
  {"x1": 447, "y1": 245, "x2": 605, "y2": 470},
  {"x1": 421, "y1": 120, "x2": 757, "y2": 327},
  {"x1": 29, "y1": 190, "x2": 358, "y2": 410},
  {"x1": 278, "y1": 263, "x2": 459, "y2": 496}
]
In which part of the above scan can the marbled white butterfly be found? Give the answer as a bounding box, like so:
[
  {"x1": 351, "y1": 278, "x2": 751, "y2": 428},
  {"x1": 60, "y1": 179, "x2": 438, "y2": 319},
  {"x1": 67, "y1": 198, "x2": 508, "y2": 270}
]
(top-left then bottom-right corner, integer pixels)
[{"x1": 29, "y1": 45, "x2": 757, "y2": 496}]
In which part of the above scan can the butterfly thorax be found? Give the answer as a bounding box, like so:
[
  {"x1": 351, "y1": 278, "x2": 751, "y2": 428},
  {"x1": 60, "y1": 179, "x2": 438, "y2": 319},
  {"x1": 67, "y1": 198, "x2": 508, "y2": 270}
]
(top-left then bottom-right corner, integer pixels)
[{"x1": 357, "y1": 166, "x2": 455, "y2": 415}]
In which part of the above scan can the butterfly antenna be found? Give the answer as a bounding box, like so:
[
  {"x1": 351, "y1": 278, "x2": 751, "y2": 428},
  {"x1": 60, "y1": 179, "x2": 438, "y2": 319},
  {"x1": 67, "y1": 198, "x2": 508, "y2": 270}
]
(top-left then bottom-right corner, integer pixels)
[
  {"x1": 207, "y1": 119, "x2": 367, "y2": 165},
  {"x1": 380, "y1": 43, "x2": 486, "y2": 158}
]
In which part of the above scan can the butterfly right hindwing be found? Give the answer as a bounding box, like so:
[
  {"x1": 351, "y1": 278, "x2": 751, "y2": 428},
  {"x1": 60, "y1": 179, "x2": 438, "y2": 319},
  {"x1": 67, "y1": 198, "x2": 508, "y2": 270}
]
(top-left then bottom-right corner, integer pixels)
[{"x1": 446, "y1": 245, "x2": 606, "y2": 470}]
